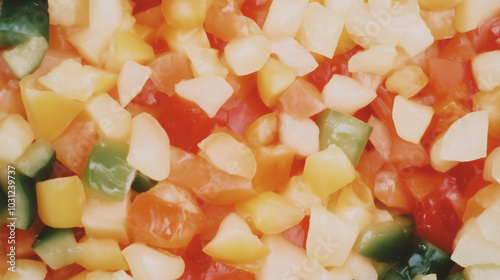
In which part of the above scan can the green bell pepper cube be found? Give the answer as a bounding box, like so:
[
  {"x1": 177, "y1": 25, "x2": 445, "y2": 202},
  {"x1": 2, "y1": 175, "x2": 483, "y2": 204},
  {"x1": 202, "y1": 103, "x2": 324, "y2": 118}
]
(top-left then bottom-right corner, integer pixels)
[
  {"x1": 380, "y1": 239, "x2": 454, "y2": 280},
  {"x1": 83, "y1": 138, "x2": 136, "y2": 201},
  {"x1": 0, "y1": 0, "x2": 49, "y2": 47},
  {"x1": 316, "y1": 109, "x2": 373, "y2": 166},
  {"x1": 355, "y1": 215, "x2": 415, "y2": 263}
]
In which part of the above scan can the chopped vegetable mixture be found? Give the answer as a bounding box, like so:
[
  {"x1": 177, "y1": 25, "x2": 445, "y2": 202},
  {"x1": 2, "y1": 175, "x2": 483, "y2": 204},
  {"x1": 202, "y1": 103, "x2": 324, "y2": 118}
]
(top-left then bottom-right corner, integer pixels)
[{"x1": 1, "y1": 0, "x2": 500, "y2": 279}]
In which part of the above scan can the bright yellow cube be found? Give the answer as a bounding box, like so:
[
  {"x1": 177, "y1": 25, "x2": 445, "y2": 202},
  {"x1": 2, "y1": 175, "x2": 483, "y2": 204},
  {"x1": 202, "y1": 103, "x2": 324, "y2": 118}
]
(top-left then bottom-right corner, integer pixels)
[
  {"x1": 20, "y1": 75, "x2": 83, "y2": 141},
  {"x1": 36, "y1": 175, "x2": 85, "y2": 228},
  {"x1": 76, "y1": 237, "x2": 129, "y2": 271},
  {"x1": 257, "y1": 57, "x2": 296, "y2": 107},
  {"x1": 303, "y1": 144, "x2": 356, "y2": 198},
  {"x1": 104, "y1": 30, "x2": 155, "y2": 73}
]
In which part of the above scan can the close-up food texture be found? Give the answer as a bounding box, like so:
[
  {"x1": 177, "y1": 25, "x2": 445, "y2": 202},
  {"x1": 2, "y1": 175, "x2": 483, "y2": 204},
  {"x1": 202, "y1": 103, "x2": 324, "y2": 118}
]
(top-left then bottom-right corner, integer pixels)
[{"x1": 0, "y1": 0, "x2": 500, "y2": 279}]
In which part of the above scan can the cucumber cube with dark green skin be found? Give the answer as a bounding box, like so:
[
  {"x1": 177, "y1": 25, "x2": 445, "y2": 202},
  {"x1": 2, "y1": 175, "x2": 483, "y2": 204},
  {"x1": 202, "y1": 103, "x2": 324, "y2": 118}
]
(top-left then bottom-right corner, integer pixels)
[
  {"x1": 0, "y1": 0, "x2": 49, "y2": 47},
  {"x1": 12, "y1": 172, "x2": 37, "y2": 230},
  {"x1": 132, "y1": 171, "x2": 158, "y2": 193},
  {"x1": 446, "y1": 272, "x2": 465, "y2": 280},
  {"x1": 32, "y1": 227, "x2": 73, "y2": 248},
  {"x1": 32, "y1": 227, "x2": 81, "y2": 270},
  {"x1": 316, "y1": 109, "x2": 373, "y2": 166},
  {"x1": 379, "y1": 239, "x2": 454, "y2": 280},
  {"x1": 83, "y1": 138, "x2": 136, "y2": 201},
  {"x1": 355, "y1": 215, "x2": 415, "y2": 263},
  {"x1": 14, "y1": 139, "x2": 56, "y2": 182}
]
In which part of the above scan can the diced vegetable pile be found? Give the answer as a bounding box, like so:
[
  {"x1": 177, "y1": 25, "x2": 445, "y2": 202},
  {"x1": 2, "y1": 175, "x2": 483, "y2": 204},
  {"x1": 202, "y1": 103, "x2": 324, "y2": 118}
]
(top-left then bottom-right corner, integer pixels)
[{"x1": 1, "y1": 0, "x2": 500, "y2": 279}]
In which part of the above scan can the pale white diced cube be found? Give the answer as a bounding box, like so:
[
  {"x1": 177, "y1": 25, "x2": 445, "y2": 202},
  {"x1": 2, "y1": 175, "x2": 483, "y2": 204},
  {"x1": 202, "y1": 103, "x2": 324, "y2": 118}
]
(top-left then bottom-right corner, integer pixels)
[
  {"x1": 464, "y1": 265, "x2": 500, "y2": 280},
  {"x1": 348, "y1": 45, "x2": 398, "y2": 75},
  {"x1": 175, "y1": 76, "x2": 234, "y2": 118},
  {"x1": 454, "y1": 0, "x2": 500, "y2": 32},
  {"x1": 322, "y1": 74, "x2": 377, "y2": 115},
  {"x1": 440, "y1": 111, "x2": 489, "y2": 162},
  {"x1": 122, "y1": 243, "x2": 185, "y2": 280},
  {"x1": 476, "y1": 203, "x2": 500, "y2": 248},
  {"x1": 224, "y1": 35, "x2": 271, "y2": 76},
  {"x1": 48, "y1": 0, "x2": 89, "y2": 27},
  {"x1": 307, "y1": 205, "x2": 359, "y2": 267},
  {"x1": 38, "y1": 59, "x2": 97, "y2": 102},
  {"x1": 262, "y1": 0, "x2": 309, "y2": 40},
  {"x1": 184, "y1": 46, "x2": 228, "y2": 78},
  {"x1": 472, "y1": 50, "x2": 500, "y2": 92},
  {"x1": 127, "y1": 113, "x2": 170, "y2": 181},
  {"x1": 398, "y1": 17, "x2": 434, "y2": 57},
  {"x1": 89, "y1": 0, "x2": 123, "y2": 29},
  {"x1": 270, "y1": 38, "x2": 318, "y2": 76},
  {"x1": 257, "y1": 234, "x2": 308, "y2": 280},
  {"x1": 296, "y1": 2, "x2": 345, "y2": 59},
  {"x1": 452, "y1": 219, "x2": 500, "y2": 267},
  {"x1": 392, "y1": 96, "x2": 434, "y2": 144},
  {"x1": 430, "y1": 135, "x2": 458, "y2": 173},
  {"x1": 85, "y1": 93, "x2": 132, "y2": 141},
  {"x1": 344, "y1": 252, "x2": 378, "y2": 280},
  {"x1": 117, "y1": 60, "x2": 152, "y2": 107},
  {"x1": 198, "y1": 132, "x2": 257, "y2": 180},
  {"x1": 484, "y1": 147, "x2": 500, "y2": 183},
  {"x1": 279, "y1": 113, "x2": 319, "y2": 157},
  {"x1": 0, "y1": 114, "x2": 34, "y2": 164},
  {"x1": 324, "y1": 0, "x2": 362, "y2": 18}
]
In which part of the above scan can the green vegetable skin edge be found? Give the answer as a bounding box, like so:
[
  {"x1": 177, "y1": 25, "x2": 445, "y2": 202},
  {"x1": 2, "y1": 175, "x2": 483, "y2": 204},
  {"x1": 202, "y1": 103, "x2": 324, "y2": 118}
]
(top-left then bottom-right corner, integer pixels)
[
  {"x1": 0, "y1": 0, "x2": 49, "y2": 47},
  {"x1": 0, "y1": 0, "x2": 49, "y2": 78},
  {"x1": 0, "y1": 188, "x2": 8, "y2": 224},
  {"x1": 32, "y1": 227, "x2": 80, "y2": 270},
  {"x1": 380, "y1": 239, "x2": 454, "y2": 280},
  {"x1": 14, "y1": 139, "x2": 56, "y2": 182},
  {"x1": 132, "y1": 171, "x2": 158, "y2": 193},
  {"x1": 83, "y1": 138, "x2": 136, "y2": 201},
  {"x1": 316, "y1": 109, "x2": 373, "y2": 166},
  {"x1": 355, "y1": 215, "x2": 415, "y2": 263},
  {"x1": 32, "y1": 227, "x2": 74, "y2": 249},
  {"x1": 13, "y1": 172, "x2": 37, "y2": 230}
]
